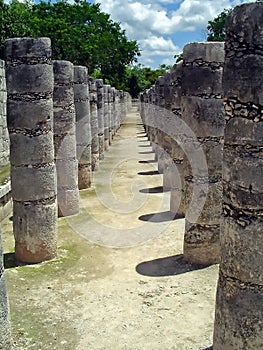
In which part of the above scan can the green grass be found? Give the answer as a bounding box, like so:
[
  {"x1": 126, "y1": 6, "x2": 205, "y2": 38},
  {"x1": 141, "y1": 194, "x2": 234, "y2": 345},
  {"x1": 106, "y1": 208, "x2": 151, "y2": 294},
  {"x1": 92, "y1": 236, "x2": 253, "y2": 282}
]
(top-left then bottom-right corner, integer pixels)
[{"x1": 0, "y1": 165, "x2": 10, "y2": 186}]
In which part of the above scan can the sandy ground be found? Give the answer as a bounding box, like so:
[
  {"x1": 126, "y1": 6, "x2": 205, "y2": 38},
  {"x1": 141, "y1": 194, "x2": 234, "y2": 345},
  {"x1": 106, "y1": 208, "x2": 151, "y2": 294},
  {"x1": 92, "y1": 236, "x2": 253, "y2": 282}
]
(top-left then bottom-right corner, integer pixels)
[{"x1": 2, "y1": 108, "x2": 218, "y2": 349}]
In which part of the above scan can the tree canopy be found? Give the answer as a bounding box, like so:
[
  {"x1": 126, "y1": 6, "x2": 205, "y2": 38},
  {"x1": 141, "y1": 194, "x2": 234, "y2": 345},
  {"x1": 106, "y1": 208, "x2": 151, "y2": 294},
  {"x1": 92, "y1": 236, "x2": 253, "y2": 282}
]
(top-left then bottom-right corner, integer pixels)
[
  {"x1": 206, "y1": 8, "x2": 231, "y2": 42},
  {"x1": 0, "y1": 0, "x2": 140, "y2": 88},
  {"x1": 124, "y1": 64, "x2": 170, "y2": 98}
]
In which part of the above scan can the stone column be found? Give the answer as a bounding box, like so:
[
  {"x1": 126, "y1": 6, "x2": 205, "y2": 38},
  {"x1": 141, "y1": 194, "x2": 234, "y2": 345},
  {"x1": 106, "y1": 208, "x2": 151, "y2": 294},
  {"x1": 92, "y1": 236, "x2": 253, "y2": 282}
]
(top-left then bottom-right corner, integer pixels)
[
  {"x1": 182, "y1": 42, "x2": 225, "y2": 265},
  {"x1": 155, "y1": 76, "x2": 167, "y2": 173},
  {"x1": 53, "y1": 60, "x2": 79, "y2": 217},
  {"x1": 0, "y1": 230, "x2": 11, "y2": 349},
  {"x1": 96, "y1": 79, "x2": 105, "y2": 160},
  {"x1": 89, "y1": 77, "x2": 99, "y2": 170},
  {"x1": 74, "y1": 66, "x2": 92, "y2": 189},
  {"x1": 111, "y1": 87, "x2": 116, "y2": 138},
  {"x1": 5, "y1": 37, "x2": 57, "y2": 263},
  {"x1": 213, "y1": 3, "x2": 263, "y2": 349},
  {"x1": 162, "y1": 70, "x2": 174, "y2": 190},
  {"x1": 169, "y1": 62, "x2": 186, "y2": 216},
  {"x1": 0, "y1": 60, "x2": 9, "y2": 168},
  {"x1": 103, "y1": 85, "x2": 110, "y2": 151},
  {"x1": 120, "y1": 90, "x2": 126, "y2": 124},
  {"x1": 108, "y1": 86, "x2": 113, "y2": 145},
  {"x1": 148, "y1": 86, "x2": 157, "y2": 153},
  {"x1": 115, "y1": 90, "x2": 121, "y2": 131}
]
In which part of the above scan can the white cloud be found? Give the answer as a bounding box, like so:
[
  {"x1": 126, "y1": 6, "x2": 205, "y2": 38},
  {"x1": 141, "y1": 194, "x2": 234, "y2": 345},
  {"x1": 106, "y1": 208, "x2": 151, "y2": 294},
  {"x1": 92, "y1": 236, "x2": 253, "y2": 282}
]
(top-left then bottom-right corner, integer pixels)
[{"x1": 93, "y1": 0, "x2": 256, "y2": 67}]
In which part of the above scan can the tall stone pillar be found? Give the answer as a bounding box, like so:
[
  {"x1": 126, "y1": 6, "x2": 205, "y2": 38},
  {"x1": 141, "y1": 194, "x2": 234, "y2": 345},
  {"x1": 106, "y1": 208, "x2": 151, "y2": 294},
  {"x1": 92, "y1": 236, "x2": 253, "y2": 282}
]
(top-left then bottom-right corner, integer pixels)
[
  {"x1": 53, "y1": 60, "x2": 79, "y2": 217},
  {"x1": 155, "y1": 76, "x2": 167, "y2": 173},
  {"x1": 0, "y1": 230, "x2": 12, "y2": 349},
  {"x1": 162, "y1": 70, "x2": 174, "y2": 190},
  {"x1": 182, "y1": 42, "x2": 225, "y2": 265},
  {"x1": 108, "y1": 87, "x2": 113, "y2": 145},
  {"x1": 89, "y1": 77, "x2": 99, "y2": 170},
  {"x1": 120, "y1": 91, "x2": 126, "y2": 124},
  {"x1": 5, "y1": 37, "x2": 57, "y2": 263},
  {"x1": 0, "y1": 60, "x2": 9, "y2": 167},
  {"x1": 115, "y1": 90, "x2": 121, "y2": 131},
  {"x1": 169, "y1": 62, "x2": 186, "y2": 216},
  {"x1": 148, "y1": 87, "x2": 157, "y2": 153},
  {"x1": 103, "y1": 85, "x2": 110, "y2": 151},
  {"x1": 213, "y1": 3, "x2": 263, "y2": 349},
  {"x1": 74, "y1": 66, "x2": 92, "y2": 189},
  {"x1": 96, "y1": 79, "x2": 105, "y2": 160},
  {"x1": 111, "y1": 87, "x2": 116, "y2": 138}
]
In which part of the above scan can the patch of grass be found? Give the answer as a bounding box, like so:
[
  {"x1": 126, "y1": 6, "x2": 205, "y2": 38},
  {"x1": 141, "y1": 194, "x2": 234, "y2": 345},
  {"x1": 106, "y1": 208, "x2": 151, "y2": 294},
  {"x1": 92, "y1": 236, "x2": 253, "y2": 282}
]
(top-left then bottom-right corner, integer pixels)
[{"x1": 0, "y1": 165, "x2": 10, "y2": 185}]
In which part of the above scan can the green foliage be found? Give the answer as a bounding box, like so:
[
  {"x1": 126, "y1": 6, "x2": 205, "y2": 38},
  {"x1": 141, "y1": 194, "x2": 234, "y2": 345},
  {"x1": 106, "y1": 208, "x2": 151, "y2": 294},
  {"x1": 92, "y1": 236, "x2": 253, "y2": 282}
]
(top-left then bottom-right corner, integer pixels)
[
  {"x1": 174, "y1": 53, "x2": 183, "y2": 63},
  {"x1": 0, "y1": 0, "x2": 140, "y2": 88},
  {"x1": 0, "y1": 0, "x2": 33, "y2": 56},
  {"x1": 124, "y1": 64, "x2": 170, "y2": 98},
  {"x1": 206, "y1": 9, "x2": 231, "y2": 42}
]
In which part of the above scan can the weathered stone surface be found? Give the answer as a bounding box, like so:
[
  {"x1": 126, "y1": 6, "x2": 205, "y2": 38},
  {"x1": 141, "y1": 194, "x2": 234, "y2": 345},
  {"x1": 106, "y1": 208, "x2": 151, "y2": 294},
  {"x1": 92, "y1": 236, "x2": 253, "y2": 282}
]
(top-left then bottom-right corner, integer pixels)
[
  {"x1": 9, "y1": 133, "x2": 54, "y2": 166},
  {"x1": 214, "y1": 272, "x2": 263, "y2": 349},
  {"x1": 184, "y1": 139, "x2": 223, "y2": 179},
  {"x1": 57, "y1": 188, "x2": 80, "y2": 218},
  {"x1": 13, "y1": 200, "x2": 57, "y2": 263},
  {"x1": 4, "y1": 37, "x2": 52, "y2": 59},
  {"x1": 182, "y1": 66, "x2": 223, "y2": 97},
  {"x1": 96, "y1": 79, "x2": 105, "y2": 160},
  {"x1": 53, "y1": 60, "x2": 79, "y2": 217},
  {"x1": 224, "y1": 116, "x2": 263, "y2": 146},
  {"x1": 54, "y1": 133, "x2": 76, "y2": 161},
  {"x1": 109, "y1": 87, "x2": 115, "y2": 143},
  {"x1": 183, "y1": 222, "x2": 220, "y2": 265},
  {"x1": 5, "y1": 37, "x2": 57, "y2": 263},
  {"x1": 185, "y1": 181, "x2": 223, "y2": 225},
  {"x1": 89, "y1": 77, "x2": 99, "y2": 170},
  {"x1": 11, "y1": 165, "x2": 57, "y2": 201},
  {"x1": 220, "y1": 215, "x2": 263, "y2": 284},
  {"x1": 103, "y1": 85, "x2": 110, "y2": 150},
  {"x1": 183, "y1": 42, "x2": 225, "y2": 63},
  {"x1": 223, "y1": 55, "x2": 263, "y2": 105},
  {"x1": 213, "y1": 4, "x2": 263, "y2": 349},
  {"x1": 181, "y1": 96, "x2": 225, "y2": 138},
  {"x1": 182, "y1": 42, "x2": 225, "y2": 265},
  {"x1": 74, "y1": 66, "x2": 92, "y2": 189},
  {"x1": 223, "y1": 148, "x2": 262, "y2": 209},
  {"x1": 7, "y1": 99, "x2": 53, "y2": 130},
  {"x1": 6, "y1": 64, "x2": 53, "y2": 94},
  {"x1": 0, "y1": 61, "x2": 9, "y2": 168}
]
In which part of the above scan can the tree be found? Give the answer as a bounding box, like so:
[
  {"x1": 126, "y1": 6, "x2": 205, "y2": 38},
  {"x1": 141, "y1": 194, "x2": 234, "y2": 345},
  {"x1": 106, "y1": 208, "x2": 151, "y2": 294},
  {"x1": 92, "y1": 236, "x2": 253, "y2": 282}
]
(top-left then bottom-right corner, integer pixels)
[
  {"x1": 206, "y1": 9, "x2": 231, "y2": 41},
  {"x1": 0, "y1": 0, "x2": 140, "y2": 88},
  {"x1": 125, "y1": 64, "x2": 170, "y2": 98},
  {"x1": 0, "y1": 0, "x2": 33, "y2": 56}
]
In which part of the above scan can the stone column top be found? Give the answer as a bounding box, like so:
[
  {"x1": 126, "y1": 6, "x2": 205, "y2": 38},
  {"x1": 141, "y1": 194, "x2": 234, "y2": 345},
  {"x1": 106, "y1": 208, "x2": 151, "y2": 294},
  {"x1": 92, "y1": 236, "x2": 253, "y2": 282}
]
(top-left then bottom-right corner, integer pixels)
[
  {"x1": 73, "y1": 66, "x2": 88, "y2": 84},
  {"x1": 5, "y1": 37, "x2": 52, "y2": 60},
  {"x1": 183, "y1": 42, "x2": 225, "y2": 63}
]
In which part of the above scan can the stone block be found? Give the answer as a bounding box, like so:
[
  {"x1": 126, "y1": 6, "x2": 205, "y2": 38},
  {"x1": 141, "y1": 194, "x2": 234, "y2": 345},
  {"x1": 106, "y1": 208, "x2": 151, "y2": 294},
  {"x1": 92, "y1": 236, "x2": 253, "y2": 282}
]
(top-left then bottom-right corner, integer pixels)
[
  {"x1": 12, "y1": 165, "x2": 57, "y2": 201},
  {"x1": 13, "y1": 200, "x2": 57, "y2": 263},
  {"x1": 183, "y1": 42, "x2": 225, "y2": 63},
  {"x1": 10, "y1": 133, "x2": 54, "y2": 166}
]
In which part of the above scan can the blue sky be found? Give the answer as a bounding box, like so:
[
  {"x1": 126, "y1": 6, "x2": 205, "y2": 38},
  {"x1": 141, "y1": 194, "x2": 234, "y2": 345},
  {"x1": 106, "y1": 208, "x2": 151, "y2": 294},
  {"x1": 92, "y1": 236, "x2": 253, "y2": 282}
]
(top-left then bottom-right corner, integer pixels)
[{"x1": 89, "y1": 0, "x2": 256, "y2": 68}]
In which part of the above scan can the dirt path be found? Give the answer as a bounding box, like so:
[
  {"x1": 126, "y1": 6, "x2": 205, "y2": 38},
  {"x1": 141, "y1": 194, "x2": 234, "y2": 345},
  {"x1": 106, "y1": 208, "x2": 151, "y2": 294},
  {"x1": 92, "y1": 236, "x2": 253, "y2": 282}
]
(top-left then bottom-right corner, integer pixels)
[{"x1": 2, "y1": 108, "x2": 218, "y2": 350}]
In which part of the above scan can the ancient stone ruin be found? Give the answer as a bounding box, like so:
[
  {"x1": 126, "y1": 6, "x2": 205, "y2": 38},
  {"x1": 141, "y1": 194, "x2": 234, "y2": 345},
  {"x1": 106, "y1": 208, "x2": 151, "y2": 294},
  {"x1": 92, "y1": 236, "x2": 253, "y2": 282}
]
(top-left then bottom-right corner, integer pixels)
[
  {"x1": 53, "y1": 60, "x2": 79, "y2": 217},
  {"x1": 0, "y1": 2, "x2": 262, "y2": 349},
  {"x1": 181, "y1": 41, "x2": 225, "y2": 265},
  {"x1": 74, "y1": 65, "x2": 92, "y2": 189},
  {"x1": 5, "y1": 37, "x2": 58, "y2": 264},
  {"x1": 213, "y1": 3, "x2": 263, "y2": 349},
  {"x1": 140, "y1": 3, "x2": 262, "y2": 349}
]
